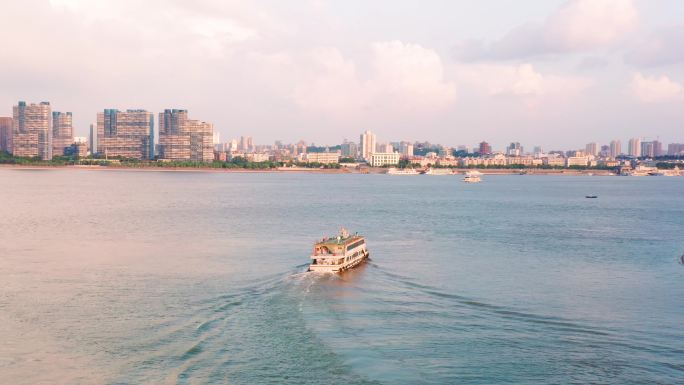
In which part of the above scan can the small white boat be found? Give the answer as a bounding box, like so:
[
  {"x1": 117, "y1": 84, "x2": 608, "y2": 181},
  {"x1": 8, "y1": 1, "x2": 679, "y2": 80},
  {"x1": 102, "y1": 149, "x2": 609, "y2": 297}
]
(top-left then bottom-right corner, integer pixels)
[
  {"x1": 308, "y1": 228, "x2": 369, "y2": 273},
  {"x1": 463, "y1": 171, "x2": 482, "y2": 183},
  {"x1": 386, "y1": 167, "x2": 419, "y2": 175}
]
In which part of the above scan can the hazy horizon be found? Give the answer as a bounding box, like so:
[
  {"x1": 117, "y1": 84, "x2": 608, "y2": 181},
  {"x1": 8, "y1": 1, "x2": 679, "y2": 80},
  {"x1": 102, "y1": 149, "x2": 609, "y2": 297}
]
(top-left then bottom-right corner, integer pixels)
[{"x1": 1, "y1": 0, "x2": 683, "y2": 150}]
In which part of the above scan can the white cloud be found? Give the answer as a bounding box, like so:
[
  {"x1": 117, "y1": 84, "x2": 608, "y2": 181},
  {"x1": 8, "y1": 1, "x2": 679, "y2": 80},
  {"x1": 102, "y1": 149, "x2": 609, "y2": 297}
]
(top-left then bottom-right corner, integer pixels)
[
  {"x1": 546, "y1": 0, "x2": 638, "y2": 50},
  {"x1": 292, "y1": 41, "x2": 456, "y2": 115},
  {"x1": 630, "y1": 73, "x2": 682, "y2": 103},
  {"x1": 454, "y1": 63, "x2": 592, "y2": 98},
  {"x1": 454, "y1": 0, "x2": 638, "y2": 60},
  {"x1": 625, "y1": 25, "x2": 684, "y2": 67}
]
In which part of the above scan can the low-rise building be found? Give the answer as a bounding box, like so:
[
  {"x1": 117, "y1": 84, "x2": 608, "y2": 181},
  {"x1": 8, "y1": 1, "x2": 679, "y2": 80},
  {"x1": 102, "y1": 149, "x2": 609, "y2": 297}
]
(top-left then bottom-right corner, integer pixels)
[
  {"x1": 369, "y1": 152, "x2": 400, "y2": 167},
  {"x1": 304, "y1": 152, "x2": 340, "y2": 164},
  {"x1": 542, "y1": 156, "x2": 565, "y2": 167},
  {"x1": 566, "y1": 156, "x2": 589, "y2": 167}
]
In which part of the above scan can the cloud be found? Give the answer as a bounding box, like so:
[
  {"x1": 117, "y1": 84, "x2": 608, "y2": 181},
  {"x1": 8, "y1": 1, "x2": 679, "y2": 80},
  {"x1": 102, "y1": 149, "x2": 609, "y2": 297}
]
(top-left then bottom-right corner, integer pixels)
[
  {"x1": 453, "y1": 0, "x2": 638, "y2": 61},
  {"x1": 292, "y1": 41, "x2": 456, "y2": 115},
  {"x1": 629, "y1": 72, "x2": 682, "y2": 103},
  {"x1": 453, "y1": 63, "x2": 592, "y2": 98},
  {"x1": 625, "y1": 25, "x2": 684, "y2": 67}
]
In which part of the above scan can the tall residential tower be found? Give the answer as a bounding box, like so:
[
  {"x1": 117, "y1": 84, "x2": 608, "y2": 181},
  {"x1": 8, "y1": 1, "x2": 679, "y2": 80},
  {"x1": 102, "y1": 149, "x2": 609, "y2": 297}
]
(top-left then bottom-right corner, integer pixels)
[
  {"x1": 97, "y1": 109, "x2": 154, "y2": 159},
  {"x1": 158, "y1": 109, "x2": 214, "y2": 162},
  {"x1": 360, "y1": 130, "x2": 376, "y2": 161},
  {"x1": 12, "y1": 101, "x2": 52, "y2": 160},
  {"x1": 52, "y1": 111, "x2": 73, "y2": 156}
]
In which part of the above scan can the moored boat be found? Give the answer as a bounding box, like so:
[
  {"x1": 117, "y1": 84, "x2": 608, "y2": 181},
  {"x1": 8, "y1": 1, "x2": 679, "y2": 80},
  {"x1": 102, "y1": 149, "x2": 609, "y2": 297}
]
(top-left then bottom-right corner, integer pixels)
[
  {"x1": 424, "y1": 167, "x2": 454, "y2": 175},
  {"x1": 386, "y1": 167, "x2": 419, "y2": 175},
  {"x1": 309, "y1": 228, "x2": 369, "y2": 273}
]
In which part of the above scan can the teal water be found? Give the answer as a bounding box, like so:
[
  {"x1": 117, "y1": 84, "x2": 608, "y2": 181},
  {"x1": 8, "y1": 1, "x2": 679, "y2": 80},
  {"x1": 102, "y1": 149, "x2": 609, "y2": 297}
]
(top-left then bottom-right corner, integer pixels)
[{"x1": 0, "y1": 169, "x2": 682, "y2": 384}]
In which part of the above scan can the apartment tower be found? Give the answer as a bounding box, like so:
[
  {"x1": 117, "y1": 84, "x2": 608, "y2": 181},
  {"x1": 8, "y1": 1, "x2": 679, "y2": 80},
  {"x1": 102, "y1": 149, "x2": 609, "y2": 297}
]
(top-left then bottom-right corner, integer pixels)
[
  {"x1": 360, "y1": 130, "x2": 376, "y2": 161},
  {"x1": 158, "y1": 109, "x2": 214, "y2": 162},
  {"x1": 12, "y1": 101, "x2": 52, "y2": 160},
  {"x1": 97, "y1": 109, "x2": 154, "y2": 159},
  {"x1": 52, "y1": 111, "x2": 73, "y2": 156}
]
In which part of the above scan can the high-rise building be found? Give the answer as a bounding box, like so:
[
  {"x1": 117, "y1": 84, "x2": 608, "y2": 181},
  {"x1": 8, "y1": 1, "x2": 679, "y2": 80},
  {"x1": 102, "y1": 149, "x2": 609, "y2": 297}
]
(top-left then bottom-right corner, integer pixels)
[
  {"x1": 239, "y1": 136, "x2": 253, "y2": 152},
  {"x1": 0, "y1": 117, "x2": 12, "y2": 153},
  {"x1": 652, "y1": 140, "x2": 663, "y2": 157},
  {"x1": 89, "y1": 123, "x2": 96, "y2": 156},
  {"x1": 158, "y1": 109, "x2": 214, "y2": 162},
  {"x1": 507, "y1": 142, "x2": 523, "y2": 156},
  {"x1": 628, "y1": 138, "x2": 641, "y2": 157},
  {"x1": 360, "y1": 130, "x2": 376, "y2": 161},
  {"x1": 479, "y1": 141, "x2": 491, "y2": 155},
  {"x1": 341, "y1": 141, "x2": 358, "y2": 158},
  {"x1": 398, "y1": 141, "x2": 414, "y2": 157},
  {"x1": 667, "y1": 143, "x2": 684, "y2": 156},
  {"x1": 97, "y1": 109, "x2": 154, "y2": 159},
  {"x1": 52, "y1": 111, "x2": 73, "y2": 156},
  {"x1": 609, "y1": 140, "x2": 621, "y2": 158},
  {"x1": 585, "y1": 142, "x2": 598, "y2": 157},
  {"x1": 641, "y1": 141, "x2": 654, "y2": 158},
  {"x1": 12, "y1": 101, "x2": 52, "y2": 160}
]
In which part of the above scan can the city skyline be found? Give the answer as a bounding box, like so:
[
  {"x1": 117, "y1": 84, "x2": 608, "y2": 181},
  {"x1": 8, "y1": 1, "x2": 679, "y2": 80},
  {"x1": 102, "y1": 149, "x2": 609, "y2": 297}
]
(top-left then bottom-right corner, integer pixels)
[{"x1": 0, "y1": 0, "x2": 683, "y2": 149}]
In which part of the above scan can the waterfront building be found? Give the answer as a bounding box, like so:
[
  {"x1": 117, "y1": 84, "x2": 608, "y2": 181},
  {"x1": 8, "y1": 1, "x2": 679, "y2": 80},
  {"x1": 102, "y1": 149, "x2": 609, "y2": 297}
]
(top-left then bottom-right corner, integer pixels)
[
  {"x1": 369, "y1": 152, "x2": 399, "y2": 167},
  {"x1": 506, "y1": 142, "x2": 523, "y2": 156},
  {"x1": 478, "y1": 141, "x2": 491, "y2": 155},
  {"x1": 304, "y1": 152, "x2": 340, "y2": 164},
  {"x1": 89, "y1": 124, "x2": 96, "y2": 156},
  {"x1": 566, "y1": 156, "x2": 589, "y2": 167},
  {"x1": 97, "y1": 109, "x2": 154, "y2": 159},
  {"x1": 585, "y1": 142, "x2": 598, "y2": 157},
  {"x1": 341, "y1": 141, "x2": 358, "y2": 158},
  {"x1": 377, "y1": 143, "x2": 393, "y2": 153},
  {"x1": 52, "y1": 111, "x2": 73, "y2": 156},
  {"x1": 652, "y1": 140, "x2": 663, "y2": 157},
  {"x1": 533, "y1": 146, "x2": 544, "y2": 157},
  {"x1": 610, "y1": 140, "x2": 621, "y2": 158},
  {"x1": 246, "y1": 153, "x2": 270, "y2": 162},
  {"x1": 66, "y1": 141, "x2": 88, "y2": 158},
  {"x1": 641, "y1": 141, "x2": 654, "y2": 158},
  {"x1": 0, "y1": 117, "x2": 12, "y2": 152},
  {"x1": 542, "y1": 156, "x2": 565, "y2": 167},
  {"x1": 398, "y1": 141, "x2": 414, "y2": 157},
  {"x1": 12, "y1": 101, "x2": 52, "y2": 160},
  {"x1": 667, "y1": 143, "x2": 684, "y2": 156},
  {"x1": 628, "y1": 138, "x2": 641, "y2": 157},
  {"x1": 239, "y1": 136, "x2": 253, "y2": 152},
  {"x1": 507, "y1": 156, "x2": 540, "y2": 166},
  {"x1": 158, "y1": 109, "x2": 214, "y2": 162},
  {"x1": 360, "y1": 130, "x2": 376, "y2": 161}
]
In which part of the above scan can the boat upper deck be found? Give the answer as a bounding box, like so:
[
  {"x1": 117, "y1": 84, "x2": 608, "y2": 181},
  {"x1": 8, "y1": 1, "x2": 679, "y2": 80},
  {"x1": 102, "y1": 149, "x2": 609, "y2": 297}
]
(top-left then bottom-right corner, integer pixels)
[{"x1": 315, "y1": 234, "x2": 364, "y2": 247}]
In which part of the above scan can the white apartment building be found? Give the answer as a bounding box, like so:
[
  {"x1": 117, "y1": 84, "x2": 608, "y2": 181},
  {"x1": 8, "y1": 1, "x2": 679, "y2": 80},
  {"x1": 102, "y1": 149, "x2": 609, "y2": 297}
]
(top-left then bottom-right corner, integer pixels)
[{"x1": 369, "y1": 152, "x2": 400, "y2": 167}]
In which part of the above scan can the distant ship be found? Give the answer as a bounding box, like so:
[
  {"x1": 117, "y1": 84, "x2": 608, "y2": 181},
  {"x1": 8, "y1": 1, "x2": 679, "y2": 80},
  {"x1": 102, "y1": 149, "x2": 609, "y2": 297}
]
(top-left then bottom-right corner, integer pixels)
[
  {"x1": 463, "y1": 171, "x2": 482, "y2": 183},
  {"x1": 308, "y1": 228, "x2": 369, "y2": 273},
  {"x1": 386, "y1": 167, "x2": 419, "y2": 175},
  {"x1": 424, "y1": 167, "x2": 454, "y2": 175}
]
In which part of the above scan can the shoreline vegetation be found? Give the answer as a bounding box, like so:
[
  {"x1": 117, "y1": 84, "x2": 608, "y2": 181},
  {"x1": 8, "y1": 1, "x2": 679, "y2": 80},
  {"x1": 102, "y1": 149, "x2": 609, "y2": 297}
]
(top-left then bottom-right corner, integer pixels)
[{"x1": 1, "y1": 152, "x2": 681, "y2": 175}]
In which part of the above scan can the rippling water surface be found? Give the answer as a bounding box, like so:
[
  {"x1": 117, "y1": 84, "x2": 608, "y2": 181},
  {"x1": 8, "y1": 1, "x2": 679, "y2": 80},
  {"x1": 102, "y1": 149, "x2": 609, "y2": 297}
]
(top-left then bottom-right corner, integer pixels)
[{"x1": 1, "y1": 168, "x2": 683, "y2": 384}]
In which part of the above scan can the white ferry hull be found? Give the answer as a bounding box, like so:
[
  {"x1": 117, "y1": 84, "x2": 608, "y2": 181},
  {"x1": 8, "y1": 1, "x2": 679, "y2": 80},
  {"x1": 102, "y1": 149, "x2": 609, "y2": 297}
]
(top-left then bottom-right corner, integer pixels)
[{"x1": 309, "y1": 251, "x2": 369, "y2": 273}]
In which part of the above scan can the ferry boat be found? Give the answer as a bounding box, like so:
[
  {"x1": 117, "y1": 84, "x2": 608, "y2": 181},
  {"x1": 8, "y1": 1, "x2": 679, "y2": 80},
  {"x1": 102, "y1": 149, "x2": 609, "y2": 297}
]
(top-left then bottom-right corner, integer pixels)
[
  {"x1": 463, "y1": 171, "x2": 482, "y2": 183},
  {"x1": 308, "y1": 228, "x2": 369, "y2": 273},
  {"x1": 424, "y1": 167, "x2": 454, "y2": 175},
  {"x1": 386, "y1": 167, "x2": 419, "y2": 175}
]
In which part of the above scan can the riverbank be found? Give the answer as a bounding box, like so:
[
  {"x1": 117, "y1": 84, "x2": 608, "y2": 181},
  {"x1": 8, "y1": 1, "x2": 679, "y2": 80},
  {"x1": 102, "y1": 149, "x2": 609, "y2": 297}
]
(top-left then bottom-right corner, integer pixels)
[{"x1": 0, "y1": 163, "x2": 626, "y2": 175}]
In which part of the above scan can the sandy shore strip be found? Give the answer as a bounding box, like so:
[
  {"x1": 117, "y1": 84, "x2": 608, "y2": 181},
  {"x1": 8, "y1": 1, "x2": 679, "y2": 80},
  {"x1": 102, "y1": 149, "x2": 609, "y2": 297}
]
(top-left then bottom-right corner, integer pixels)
[{"x1": 0, "y1": 164, "x2": 626, "y2": 175}]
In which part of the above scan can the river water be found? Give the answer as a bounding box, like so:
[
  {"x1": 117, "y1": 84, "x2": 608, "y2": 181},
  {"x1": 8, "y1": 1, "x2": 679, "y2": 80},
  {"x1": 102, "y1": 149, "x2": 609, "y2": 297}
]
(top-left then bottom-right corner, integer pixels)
[{"x1": 0, "y1": 168, "x2": 682, "y2": 384}]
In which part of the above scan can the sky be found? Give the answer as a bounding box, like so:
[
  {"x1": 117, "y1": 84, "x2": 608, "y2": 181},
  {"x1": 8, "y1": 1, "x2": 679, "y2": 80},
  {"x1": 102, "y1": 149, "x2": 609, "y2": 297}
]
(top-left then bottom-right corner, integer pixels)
[{"x1": 0, "y1": 0, "x2": 682, "y2": 150}]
